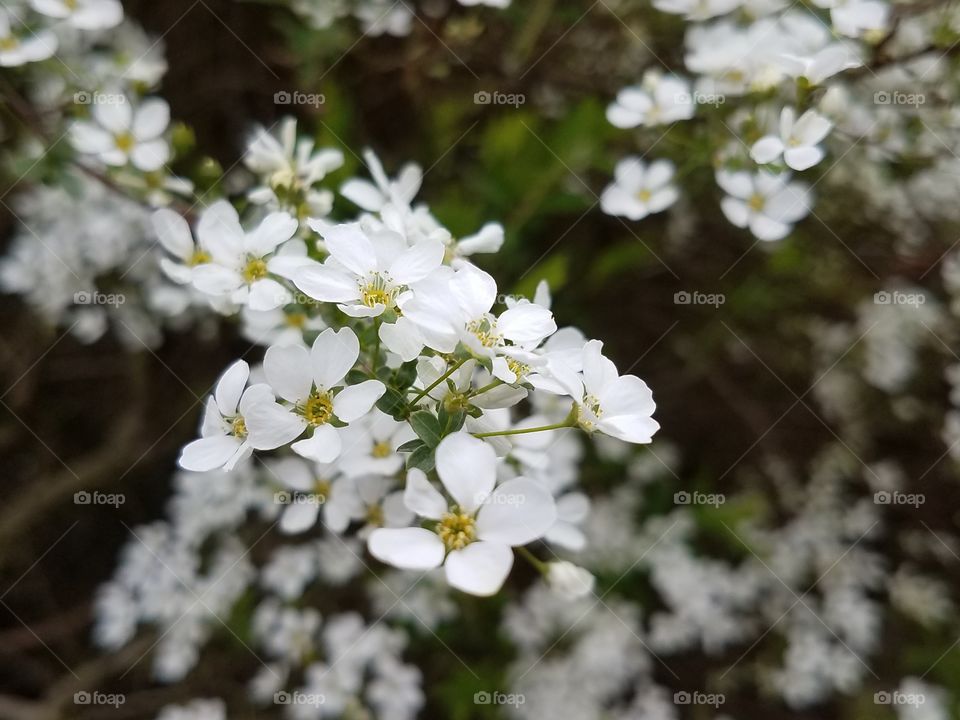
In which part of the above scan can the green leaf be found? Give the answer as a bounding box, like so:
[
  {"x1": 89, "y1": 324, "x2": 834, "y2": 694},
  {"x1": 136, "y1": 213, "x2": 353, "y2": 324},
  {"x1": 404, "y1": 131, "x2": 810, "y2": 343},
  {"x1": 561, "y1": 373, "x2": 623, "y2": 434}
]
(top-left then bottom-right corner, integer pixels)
[
  {"x1": 376, "y1": 386, "x2": 409, "y2": 420},
  {"x1": 396, "y1": 439, "x2": 424, "y2": 454},
  {"x1": 406, "y1": 444, "x2": 436, "y2": 473},
  {"x1": 410, "y1": 411, "x2": 442, "y2": 447}
]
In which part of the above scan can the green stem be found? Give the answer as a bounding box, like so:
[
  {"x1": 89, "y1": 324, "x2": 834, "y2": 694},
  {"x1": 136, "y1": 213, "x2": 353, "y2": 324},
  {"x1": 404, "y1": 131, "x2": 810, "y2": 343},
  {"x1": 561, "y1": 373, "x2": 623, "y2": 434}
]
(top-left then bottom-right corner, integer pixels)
[
  {"x1": 517, "y1": 546, "x2": 548, "y2": 574},
  {"x1": 409, "y1": 358, "x2": 468, "y2": 406},
  {"x1": 371, "y1": 318, "x2": 381, "y2": 373},
  {"x1": 472, "y1": 419, "x2": 574, "y2": 438},
  {"x1": 469, "y1": 378, "x2": 503, "y2": 397}
]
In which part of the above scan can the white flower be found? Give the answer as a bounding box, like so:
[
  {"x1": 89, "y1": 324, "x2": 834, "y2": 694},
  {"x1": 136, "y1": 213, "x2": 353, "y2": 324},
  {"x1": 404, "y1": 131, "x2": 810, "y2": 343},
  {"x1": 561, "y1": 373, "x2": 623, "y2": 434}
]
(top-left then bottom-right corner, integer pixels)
[
  {"x1": 607, "y1": 72, "x2": 695, "y2": 128},
  {"x1": 600, "y1": 157, "x2": 679, "y2": 220},
  {"x1": 778, "y1": 44, "x2": 861, "y2": 85},
  {"x1": 751, "y1": 107, "x2": 833, "y2": 171},
  {"x1": 178, "y1": 360, "x2": 281, "y2": 472},
  {"x1": 403, "y1": 264, "x2": 557, "y2": 358},
  {"x1": 554, "y1": 340, "x2": 660, "y2": 443},
  {"x1": 30, "y1": 0, "x2": 122, "y2": 29},
  {"x1": 815, "y1": 0, "x2": 889, "y2": 38},
  {"x1": 295, "y1": 222, "x2": 444, "y2": 318},
  {"x1": 340, "y1": 149, "x2": 421, "y2": 214},
  {"x1": 717, "y1": 169, "x2": 811, "y2": 241},
  {"x1": 155, "y1": 698, "x2": 226, "y2": 720},
  {"x1": 245, "y1": 117, "x2": 344, "y2": 216},
  {"x1": 368, "y1": 432, "x2": 556, "y2": 596},
  {"x1": 268, "y1": 457, "x2": 363, "y2": 535},
  {"x1": 0, "y1": 10, "x2": 57, "y2": 67},
  {"x1": 188, "y1": 203, "x2": 300, "y2": 310},
  {"x1": 70, "y1": 96, "x2": 170, "y2": 171},
  {"x1": 546, "y1": 561, "x2": 596, "y2": 599},
  {"x1": 253, "y1": 327, "x2": 386, "y2": 463},
  {"x1": 653, "y1": 0, "x2": 740, "y2": 20}
]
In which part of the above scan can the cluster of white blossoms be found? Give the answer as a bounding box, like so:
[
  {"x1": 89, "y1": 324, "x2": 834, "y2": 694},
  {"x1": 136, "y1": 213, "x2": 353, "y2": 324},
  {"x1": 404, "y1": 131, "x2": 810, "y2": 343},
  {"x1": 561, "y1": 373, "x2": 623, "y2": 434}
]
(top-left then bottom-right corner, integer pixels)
[
  {"x1": 598, "y1": 0, "x2": 960, "y2": 245},
  {"x1": 281, "y1": 0, "x2": 509, "y2": 36}
]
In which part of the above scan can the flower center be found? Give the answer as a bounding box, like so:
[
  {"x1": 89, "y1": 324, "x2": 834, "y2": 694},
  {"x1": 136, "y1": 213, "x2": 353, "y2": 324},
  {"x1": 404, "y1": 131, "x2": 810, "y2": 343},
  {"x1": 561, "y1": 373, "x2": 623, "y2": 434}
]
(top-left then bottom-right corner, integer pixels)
[
  {"x1": 437, "y1": 510, "x2": 476, "y2": 551},
  {"x1": 371, "y1": 441, "x2": 392, "y2": 459},
  {"x1": 747, "y1": 193, "x2": 765, "y2": 212},
  {"x1": 242, "y1": 257, "x2": 268, "y2": 283},
  {"x1": 313, "y1": 478, "x2": 331, "y2": 500},
  {"x1": 187, "y1": 249, "x2": 210, "y2": 266},
  {"x1": 231, "y1": 416, "x2": 248, "y2": 439},
  {"x1": 359, "y1": 273, "x2": 397, "y2": 309},
  {"x1": 635, "y1": 189, "x2": 652, "y2": 203},
  {"x1": 577, "y1": 394, "x2": 603, "y2": 432},
  {"x1": 285, "y1": 312, "x2": 307, "y2": 328},
  {"x1": 0, "y1": 36, "x2": 19, "y2": 51},
  {"x1": 507, "y1": 357, "x2": 529, "y2": 380},
  {"x1": 65, "y1": 0, "x2": 78, "y2": 8},
  {"x1": 114, "y1": 132, "x2": 136, "y2": 153},
  {"x1": 365, "y1": 504, "x2": 384, "y2": 527},
  {"x1": 301, "y1": 390, "x2": 333, "y2": 427},
  {"x1": 466, "y1": 316, "x2": 501, "y2": 348}
]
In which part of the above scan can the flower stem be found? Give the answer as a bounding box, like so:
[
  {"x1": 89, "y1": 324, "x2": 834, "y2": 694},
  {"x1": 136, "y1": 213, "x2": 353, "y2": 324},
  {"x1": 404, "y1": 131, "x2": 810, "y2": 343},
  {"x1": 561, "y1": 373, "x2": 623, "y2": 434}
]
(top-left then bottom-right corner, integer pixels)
[
  {"x1": 472, "y1": 419, "x2": 574, "y2": 438},
  {"x1": 517, "y1": 546, "x2": 548, "y2": 574},
  {"x1": 409, "y1": 358, "x2": 468, "y2": 406},
  {"x1": 469, "y1": 378, "x2": 503, "y2": 397}
]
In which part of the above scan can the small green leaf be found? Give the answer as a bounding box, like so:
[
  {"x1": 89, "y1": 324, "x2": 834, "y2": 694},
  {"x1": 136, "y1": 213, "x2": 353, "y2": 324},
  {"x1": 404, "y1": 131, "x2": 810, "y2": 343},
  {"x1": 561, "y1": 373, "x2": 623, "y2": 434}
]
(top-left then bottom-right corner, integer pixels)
[
  {"x1": 407, "y1": 444, "x2": 436, "y2": 473},
  {"x1": 396, "y1": 439, "x2": 424, "y2": 454},
  {"x1": 410, "y1": 411, "x2": 442, "y2": 447}
]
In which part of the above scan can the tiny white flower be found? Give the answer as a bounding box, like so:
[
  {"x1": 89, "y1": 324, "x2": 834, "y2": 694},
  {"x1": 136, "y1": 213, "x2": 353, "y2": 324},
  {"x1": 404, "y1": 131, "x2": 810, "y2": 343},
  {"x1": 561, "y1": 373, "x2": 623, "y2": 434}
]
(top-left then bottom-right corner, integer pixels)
[
  {"x1": 553, "y1": 340, "x2": 660, "y2": 443},
  {"x1": 601, "y1": 157, "x2": 679, "y2": 220},
  {"x1": 0, "y1": 10, "x2": 57, "y2": 67},
  {"x1": 607, "y1": 72, "x2": 695, "y2": 128},
  {"x1": 546, "y1": 561, "x2": 595, "y2": 599},
  {"x1": 252, "y1": 327, "x2": 386, "y2": 463},
  {"x1": 717, "y1": 169, "x2": 811, "y2": 241},
  {"x1": 340, "y1": 148, "x2": 421, "y2": 214},
  {"x1": 188, "y1": 203, "x2": 300, "y2": 311},
  {"x1": 368, "y1": 432, "x2": 556, "y2": 596},
  {"x1": 653, "y1": 0, "x2": 740, "y2": 21},
  {"x1": 751, "y1": 107, "x2": 833, "y2": 171},
  {"x1": 30, "y1": 0, "x2": 123, "y2": 30},
  {"x1": 70, "y1": 96, "x2": 170, "y2": 172},
  {"x1": 178, "y1": 360, "x2": 281, "y2": 472},
  {"x1": 778, "y1": 44, "x2": 862, "y2": 85},
  {"x1": 245, "y1": 117, "x2": 343, "y2": 216},
  {"x1": 268, "y1": 457, "x2": 364, "y2": 535}
]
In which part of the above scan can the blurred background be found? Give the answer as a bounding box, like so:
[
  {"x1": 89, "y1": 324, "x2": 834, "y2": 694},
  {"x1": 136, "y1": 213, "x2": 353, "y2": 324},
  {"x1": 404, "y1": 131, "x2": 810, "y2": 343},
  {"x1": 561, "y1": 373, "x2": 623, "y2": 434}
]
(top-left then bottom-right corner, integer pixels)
[{"x1": 1, "y1": 0, "x2": 958, "y2": 718}]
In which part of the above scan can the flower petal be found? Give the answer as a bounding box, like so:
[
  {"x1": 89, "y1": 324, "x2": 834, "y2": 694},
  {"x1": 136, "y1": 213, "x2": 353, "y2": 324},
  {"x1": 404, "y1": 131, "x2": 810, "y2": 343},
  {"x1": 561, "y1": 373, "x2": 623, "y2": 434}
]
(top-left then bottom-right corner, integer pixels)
[
  {"x1": 368, "y1": 527, "x2": 445, "y2": 570},
  {"x1": 403, "y1": 468, "x2": 447, "y2": 520},
  {"x1": 435, "y1": 432, "x2": 497, "y2": 513},
  {"x1": 444, "y1": 541, "x2": 513, "y2": 596},
  {"x1": 311, "y1": 327, "x2": 360, "y2": 389},
  {"x1": 476, "y1": 478, "x2": 556, "y2": 546}
]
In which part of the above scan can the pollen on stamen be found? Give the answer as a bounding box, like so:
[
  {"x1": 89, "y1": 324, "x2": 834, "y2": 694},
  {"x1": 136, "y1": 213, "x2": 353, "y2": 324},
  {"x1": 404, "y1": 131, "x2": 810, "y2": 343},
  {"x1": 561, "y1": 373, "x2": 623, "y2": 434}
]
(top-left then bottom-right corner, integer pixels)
[
  {"x1": 300, "y1": 391, "x2": 333, "y2": 427},
  {"x1": 437, "y1": 510, "x2": 476, "y2": 551}
]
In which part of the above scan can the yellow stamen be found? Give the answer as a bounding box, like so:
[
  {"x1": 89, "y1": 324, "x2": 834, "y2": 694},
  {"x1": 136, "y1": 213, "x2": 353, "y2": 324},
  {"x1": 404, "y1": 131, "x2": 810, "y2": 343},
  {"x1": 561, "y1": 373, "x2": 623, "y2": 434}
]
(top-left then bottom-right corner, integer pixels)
[
  {"x1": 242, "y1": 257, "x2": 268, "y2": 283},
  {"x1": 371, "y1": 441, "x2": 392, "y2": 459},
  {"x1": 231, "y1": 416, "x2": 247, "y2": 439},
  {"x1": 437, "y1": 510, "x2": 476, "y2": 551},
  {"x1": 747, "y1": 193, "x2": 765, "y2": 212},
  {"x1": 114, "y1": 132, "x2": 136, "y2": 153},
  {"x1": 301, "y1": 391, "x2": 333, "y2": 427}
]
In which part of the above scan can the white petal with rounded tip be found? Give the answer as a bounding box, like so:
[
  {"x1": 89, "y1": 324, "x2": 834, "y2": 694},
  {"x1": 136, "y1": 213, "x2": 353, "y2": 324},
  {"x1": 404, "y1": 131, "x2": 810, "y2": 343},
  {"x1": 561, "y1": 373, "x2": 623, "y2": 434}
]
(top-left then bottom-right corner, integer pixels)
[
  {"x1": 192, "y1": 264, "x2": 242, "y2": 295},
  {"x1": 321, "y1": 223, "x2": 377, "y2": 276},
  {"x1": 310, "y1": 327, "x2": 359, "y2": 389},
  {"x1": 404, "y1": 468, "x2": 447, "y2": 520},
  {"x1": 214, "y1": 360, "x2": 249, "y2": 416},
  {"x1": 444, "y1": 541, "x2": 513, "y2": 596},
  {"x1": 449, "y1": 266, "x2": 497, "y2": 319},
  {"x1": 340, "y1": 178, "x2": 384, "y2": 212},
  {"x1": 130, "y1": 139, "x2": 169, "y2": 172},
  {"x1": 246, "y1": 212, "x2": 298, "y2": 257},
  {"x1": 292, "y1": 423, "x2": 342, "y2": 463},
  {"x1": 435, "y1": 432, "x2": 496, "y2": 513},
  {"x1": 379, "y1": 317, "x2": 424, "y2": 362},
  {"x1": 248, "y1": 278, "x2": 290, "y2": 311},
  {"x1": 92, "y1": 98, "x2": 132, "y2": 133},
  {"x1": 750, "y1": 136, "x2": 785, "y2": 164},
  {"x1": 368, "y1": 527, "x2": 445, "y2": 570},
  {"x1": 476, "y1": 478, "x2": 556, "y2": 546},
  {"x1": 179, "y1": 435, "x2": 241, "y2": 471},
  {"x1": 720, "y1": 197, "x2": 750, "y2": 228},
  {"x1": 498, "y1": 305, "x2": 556, "y2": 345},
  {"x1": 749, "y1": 215, "x2": 790, "y2": 241},
  {"x1": 295, "y1": 264, "x2": 358, "y2": 303},
  {"x1": 132, "y1": 99, "x2": 169, "y2": 139},
  {"x1": 388, "y1": 240, "x2": 444, "y2": 285},
  {"x1": 333, "y1": 379, "x2": 385, "y2": 423},
  {"x1": 264, "y1": 344, "x2": 312, "y2": 403},
  {"x1": 245, "y1": 403, "x2": 306, "y2": 450},
  {"x1": 784, "y1": 145, "x2": 824, "y2": 171},
  {"x1": 280, "y1": 501, "x2": 320, "y2": 534},
  {"x1": 151, "y1": 208, "x2": 193, "y2": 259}
]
